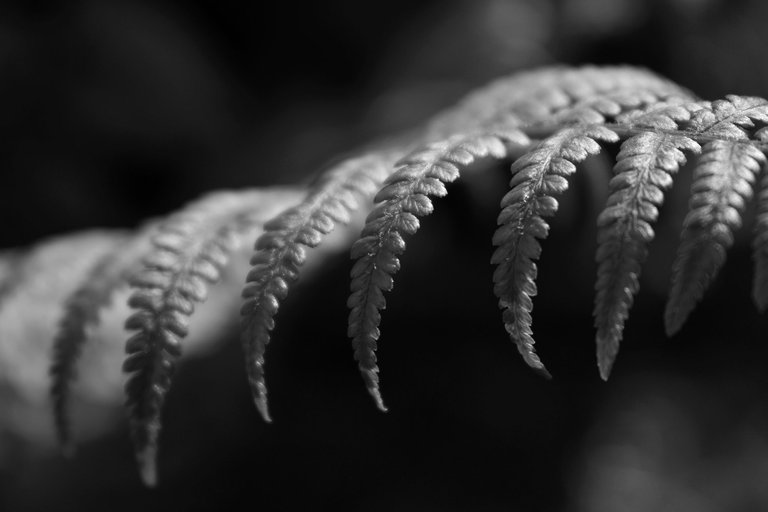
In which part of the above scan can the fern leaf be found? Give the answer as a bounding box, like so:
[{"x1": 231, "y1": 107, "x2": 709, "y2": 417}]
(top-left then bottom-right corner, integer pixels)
[
  {"x1": 348, "y1": 127, "x2": 530, "y2": 409},
  {"x1": 752, "y1": 127, "x2": 768, "y2": 310},
  {"x1": 594, "y1": 131, "x2": 700, "y2": 379},
  {"x1": 428, "y1": 66, "x2": 691, "y2": 139},
  {"x1": 550, "y1": 94, "x2": 631, "y2": 125},
  {"x1": 9, "y1": 64, "x2": 768, "y2": 489},
  {"x1": 615, "y1": 99, "x2": 705, "y2": 130},
  {"x1": 240, "y1": 153, "x2": 394, "y2": 422},
  {"x1": 753, "y1": 170, "x2": 768, "y2": 311},
  {"x1": 550, "y1": 88, "x2": 691, "y2": 126},
  {"x1": 124, "y1": 188, "x2": 299, "y2": 487},
  {"x1": 665, "y1": 140, "x2": 766, "y2": 335},
  {"x1": 0, "y1": 231, "x2": 127, "y2": 424},
  {"x1": 554, "y1": 66, "x2": 688, "y2": 101},
  {"x1": 491, "y1": 125, "x2": 619, "y2": 375},
  {"x1": 49, "y1": 230, "x2": 152, "y2": 455},
  {"x1": 662, "y1": 95, "x2": 768, "y2": 333},
  {"x1": 543, "y1": 68, "x2": 697, "y2": 126},
  {"x1": 688, "y1": 95, "x2": 768, "y2": 139}
]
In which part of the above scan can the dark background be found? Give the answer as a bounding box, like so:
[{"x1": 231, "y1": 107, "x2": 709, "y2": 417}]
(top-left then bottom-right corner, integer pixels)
[{"x1": 3, "y1": 1, "x2": 768, "y2": 511}]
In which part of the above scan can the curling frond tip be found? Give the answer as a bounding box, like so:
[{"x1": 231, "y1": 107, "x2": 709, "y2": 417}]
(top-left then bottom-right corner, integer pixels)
[
  {"x1": 369, "y1": 388, "x2": 389, "y2": 413},
  {"x1": 665, "y1": 140, "x2": 764, "y2": 335},
  {"x1": 348, "y1": 128, "x2": 528, "y2": 411},
  {"x1": 241, "y1": 154, "x2": 394, "y2": 419},
  {"x1": 493, "y1": 124, "x2": 616, "y2": 375},
  {"x1": 359, "y1": 366, "x2": 388, "y2": 412},
  {"x1": 593, "y1": 129, "x2": 699, "y2": 376}
]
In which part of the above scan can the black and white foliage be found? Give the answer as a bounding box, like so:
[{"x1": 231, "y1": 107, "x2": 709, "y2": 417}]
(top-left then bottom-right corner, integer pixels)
[{"x1": 2, "y1": 65, "x2": 768, "y2": 485}]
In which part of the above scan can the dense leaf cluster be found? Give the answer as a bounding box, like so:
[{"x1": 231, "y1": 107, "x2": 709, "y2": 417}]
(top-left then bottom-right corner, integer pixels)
[{"x1": 2, "y1": 66, "x2": 768, "y2": 485}]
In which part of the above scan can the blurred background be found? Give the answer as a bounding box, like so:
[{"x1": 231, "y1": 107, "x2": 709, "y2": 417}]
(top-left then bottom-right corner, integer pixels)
[{"x1": 3, "y1": 0, "x2": 768, "y2": 510}]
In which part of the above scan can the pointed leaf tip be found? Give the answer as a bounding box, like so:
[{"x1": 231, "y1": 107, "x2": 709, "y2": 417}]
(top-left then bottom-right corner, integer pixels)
[
  {"x1": 137, "y1": 446, "x2": 158, "y2": 488},
  {"x1": 534, "y1": 365, "x2": 552, "y2": 380},
  {"x1": 663, "y1": 306, "x2": 686, "y2": 338},
  {"x1": 598, "y1": 359, "x2": 613, "y2": 381},
  {"x1": 360, "y1": 367, "x2": 387, "y2": 412},
  {"x1": 247, "y1": 377, "x2": 273, "y2": 423},
  {"x1": 254, "y1": 394, "x2": 273, "y2": 423},
  {"x1": 368, "y1": 386, "x2": 388, "y2": 413},
  {"x1": 596, "y1": 332, "x2": 621, "y2": 381},
  {"x1": 663, "y1": 285, "x2": 695, "y2": 339},
  {"x1": 596, "y1": 330, "x2": 623, "y2": 380}
]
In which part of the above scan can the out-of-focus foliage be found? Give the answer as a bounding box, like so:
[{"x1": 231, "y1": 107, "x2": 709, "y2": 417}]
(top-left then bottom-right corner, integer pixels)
[{"x1": 573, "y1": 372, "x2": 768, "y2": 512}]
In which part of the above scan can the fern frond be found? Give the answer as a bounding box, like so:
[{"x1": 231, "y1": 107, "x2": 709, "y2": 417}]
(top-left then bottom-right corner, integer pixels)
[
  {"x1": 552, "y1": 66, "x2": 689, "y2": 102},
  {"x1": 549, "y1": 87, "x2": 692, "y2": 126},
  {"x1": 665, "y1": 140, "x2": 766, "y2": 335},
  {"x1": 661, "y1": 95, "x2": 768, "y2": 333},
  {"x1": 8, "y1": 64, "x2": 768, "y2": 489},
  {"x1": 491, "y1": 125, "x2": 619, "y2": 375},
  {"x1": 750, "y1": 124, "x2": 768, "y2": 311},
  {"x1": 688, "y1": 95, "x2": 768, "y2": 139},
  {"x1": 123, "y1": 188, "x2": 300, "y2": 486},
  {"x1": 428, "y1": 66, "x2": 692, "y2": 139},
  {"x1": 594, "y1": 130, "x2": 700, "y2": 379},
  {"x1": 240, "y1": 152, "x2": 394, "y2": 422},
  {"x1": 615, "y1": 99, "x2": 706, "y2": 129},
  {"x1": 753, "y1": 170, "x2": 768, "y2": 311},
  {"x1": 0, "y1": 231, "x2": 127, "y2": 414},
  {"x1": 348, "y1": 127, "x2": 530, "y2": 409},
  {"x1": 49, "y1": 230, "x2": 153, "y2": 455}
]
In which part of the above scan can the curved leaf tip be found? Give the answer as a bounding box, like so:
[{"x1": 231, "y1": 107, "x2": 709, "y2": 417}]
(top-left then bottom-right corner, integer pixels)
[
  {"x1": 252, "y1": 380, "x2": 273, "y2": 423},
  {"x1": 137, "y1": 444, "x2": 158, "y2": 488},
  {"x1": 361, "y1": 367, "x2": 388, "y2": 412}
]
